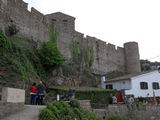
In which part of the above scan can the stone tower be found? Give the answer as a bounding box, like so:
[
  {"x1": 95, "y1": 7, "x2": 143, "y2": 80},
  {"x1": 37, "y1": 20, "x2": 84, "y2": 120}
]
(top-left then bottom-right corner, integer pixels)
[{"x1": 124, "y1": 42, "x2": 141, "y2": 73}]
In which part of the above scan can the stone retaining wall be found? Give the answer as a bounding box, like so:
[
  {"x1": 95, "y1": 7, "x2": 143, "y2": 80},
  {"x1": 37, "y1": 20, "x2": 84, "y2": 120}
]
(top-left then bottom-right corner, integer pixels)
[
  {"x1": 2, "y1": 87, "x2": 25, "y2": 103},
  {"x1": 0, "y1": 87, "x2": 25, "y2": 118},
  {"x1": 93, "y1": 104, "x2": 160, "y2": 120},
  {"x1": 79, "y1": 100, "x2": 92, "y2": 112}
]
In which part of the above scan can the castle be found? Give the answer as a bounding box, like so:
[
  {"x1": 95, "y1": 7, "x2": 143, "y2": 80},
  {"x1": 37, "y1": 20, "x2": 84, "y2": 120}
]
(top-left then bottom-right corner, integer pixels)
[{"x1": 0, "y1": 0, "x2": 141, "y2": 75}]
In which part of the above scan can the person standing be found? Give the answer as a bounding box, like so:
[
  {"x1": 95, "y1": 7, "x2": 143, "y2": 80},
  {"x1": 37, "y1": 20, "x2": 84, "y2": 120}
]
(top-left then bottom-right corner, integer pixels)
[
  {"x1": 37, "y1": 81, "x2": 45, "y2": 105},
  {"x1": 112, "y1": 95, "x2": 117, "y2": 104},
  {"x1": 108, "y1": 94, "x2": 113, "y2": 104},
  {"x1": 116, "y1": 91, "x2": 123, "y2": 103},
  {"x1": 30, "y1": 82, "x2": 37, "y2": 105},
  {"x1": 128, "y1": 95, "x2": 134, "y2": 104}
]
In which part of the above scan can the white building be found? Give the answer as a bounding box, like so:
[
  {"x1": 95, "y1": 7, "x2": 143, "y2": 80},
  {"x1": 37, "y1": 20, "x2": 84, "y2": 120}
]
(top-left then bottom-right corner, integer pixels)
[{"x1": 103, "y1": 70, "x2": 160, "y2": 98}]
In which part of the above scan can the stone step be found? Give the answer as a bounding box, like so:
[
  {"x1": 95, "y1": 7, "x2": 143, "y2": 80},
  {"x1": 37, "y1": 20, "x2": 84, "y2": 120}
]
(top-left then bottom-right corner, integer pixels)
[{"x1": 1, "y1": 105, "x2": 46, "y2": 120}]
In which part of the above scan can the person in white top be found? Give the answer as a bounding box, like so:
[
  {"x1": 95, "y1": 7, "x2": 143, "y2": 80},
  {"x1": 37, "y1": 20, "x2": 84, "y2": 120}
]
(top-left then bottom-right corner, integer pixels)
[
  {"x1": 128, "y1": 95, "x2": 134, "y2": 104},
  {"x1": 112, "y1": 95, "x2": 117, "y2": 104}
]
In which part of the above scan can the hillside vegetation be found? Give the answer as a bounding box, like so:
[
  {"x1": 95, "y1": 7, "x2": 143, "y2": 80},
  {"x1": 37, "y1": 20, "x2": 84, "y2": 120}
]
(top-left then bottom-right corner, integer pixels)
[
  {"x1": 39, "y1": 99, "x2": 102, "y2": 120},
  {"x1": 0, "y1": 30, "x2": 42, "y2": 88},
  {"x1": 0, "y1": 21, "x2": 101, "y2": 89},
  {"x1": 0, "y1": 28, "x2": 64, "y2": 88}
]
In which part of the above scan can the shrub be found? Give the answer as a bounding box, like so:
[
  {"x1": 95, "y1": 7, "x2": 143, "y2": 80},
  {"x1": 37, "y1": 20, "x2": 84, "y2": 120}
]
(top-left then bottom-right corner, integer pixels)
[
  {"x1": 108, "y1": 116, "x2": 133, "y2": 120},
  {"x1": 47, "y1": 87, "x2": 116, "y2": 105},
  {"x1": 108, "y1": 116, "x2": 123, "y2": 120},
  {"x1": 133, "y1": 99, "x2": 143, "y2": 105},
  {"x1": 0, "y1": 30, "x2": 11, "y2": 54},
  {"x1": 38, "y1": 21, "x2": 65, "y2": 69},
  {"x1": 39, "y1": 108, "x2": 57, "y2": 120},
  {"x1": 69, "y1": 99, "x2": 80, "y2": 108},
  {"x1": 8, "y1": 24, "x2": 19, "y2": 36},
  {"x1": 124, "y1": 118, "x2": 132, "y2": 120},
  {"x1": 38, "y1": 41, "x2": 65, "y2": 68},
  {"x1": 75, "y1": 89, "x2": 117, "y2": 105},
  {"x1": 39, "y1": 100, "x2": 102, "y2": 120}
]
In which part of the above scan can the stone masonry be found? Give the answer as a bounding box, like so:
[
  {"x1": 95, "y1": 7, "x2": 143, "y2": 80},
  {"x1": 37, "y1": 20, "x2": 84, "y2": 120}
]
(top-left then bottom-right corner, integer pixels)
[
  {"x1": 93, "y1": 104, "x2": 160, "y2": 120},
  {"x1": 2, "y1": 87, "x2": 25, "y2": 103},
  {"x1": 0, "y1": 0, "x2": 141, "y2": 75},
  {"x1": 0, "y1": 87, "x2": 25, "y2": 119}
]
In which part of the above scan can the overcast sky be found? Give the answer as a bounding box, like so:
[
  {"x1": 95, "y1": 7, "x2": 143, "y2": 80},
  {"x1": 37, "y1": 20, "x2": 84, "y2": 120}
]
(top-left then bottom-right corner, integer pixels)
[{"x1": 23, "y1": 0, "x2": 160, "y2": 62}]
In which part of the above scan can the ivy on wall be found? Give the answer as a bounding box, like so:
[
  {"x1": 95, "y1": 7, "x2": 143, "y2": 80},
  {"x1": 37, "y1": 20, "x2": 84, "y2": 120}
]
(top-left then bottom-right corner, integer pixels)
[
  {"x1": 38, "y1": 21, "x2": 65, "y2": 69},
  {"x1": 69, "y1": 40, "x2": 79, "y2": 63},
  {"x1": 69, "y1": 39, "x2": 94, "y2": 67},
  {"x1": 83, "y1": 46, "x2": 94, "y2": 67},
  {"x1": 49, "y1": 21, "x2": 57, "y2": 44}
]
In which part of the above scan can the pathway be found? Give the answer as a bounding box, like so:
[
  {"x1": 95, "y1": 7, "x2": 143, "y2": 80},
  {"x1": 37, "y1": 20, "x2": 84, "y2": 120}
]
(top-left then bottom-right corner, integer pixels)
[{"x1": 2, "y1": 105, "x2": 46, "y2": 120}]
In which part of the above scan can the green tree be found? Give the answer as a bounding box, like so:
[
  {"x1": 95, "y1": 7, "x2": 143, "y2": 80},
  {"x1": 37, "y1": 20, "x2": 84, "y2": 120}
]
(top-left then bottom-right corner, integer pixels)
[
  {"x1": 38, "y1": 41, "x2": 65, "y2": 68},
  {"x1": 38, "y1": 21, "x2": 65, "y2": 69}
]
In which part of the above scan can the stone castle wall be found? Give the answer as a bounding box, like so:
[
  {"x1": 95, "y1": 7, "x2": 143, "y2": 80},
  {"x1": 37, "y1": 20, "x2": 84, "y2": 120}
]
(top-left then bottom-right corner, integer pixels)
[
  {"x1": 0, "y1": 0, "x2": 49, "y2": 42},
  {"x1": 0, "y1": 0, "x2": 141, "y2": 75}
]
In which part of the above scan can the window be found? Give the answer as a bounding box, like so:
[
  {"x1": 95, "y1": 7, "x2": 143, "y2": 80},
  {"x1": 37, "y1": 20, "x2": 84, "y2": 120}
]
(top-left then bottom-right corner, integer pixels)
[
  {"x1": 106, "y1": 84, "x2": 113, "y2": 89},
  {"x1": 63, "y1": 20, "x2": 68, "y2": 27},
  {"x1": 140, "y1": 82, "x2": 148, "y2": 89},
  {"x1": 152, "y1": 82, "x2": 159, "y2": 89},
  {"x1": 52, "y1": 19, "x2": 56, "y2": 23}
]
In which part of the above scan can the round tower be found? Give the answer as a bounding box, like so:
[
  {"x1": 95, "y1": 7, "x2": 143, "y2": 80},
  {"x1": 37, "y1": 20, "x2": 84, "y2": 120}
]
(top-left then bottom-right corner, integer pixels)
[{"x1": 124, "y1": 42, "x2": 141, "y2": 73}]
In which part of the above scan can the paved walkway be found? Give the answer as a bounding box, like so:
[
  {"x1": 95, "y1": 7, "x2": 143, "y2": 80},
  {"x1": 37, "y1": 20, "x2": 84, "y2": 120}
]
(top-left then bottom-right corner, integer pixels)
[{"x1": 2, "y1": 105, "x2": 46, "y2": 120}]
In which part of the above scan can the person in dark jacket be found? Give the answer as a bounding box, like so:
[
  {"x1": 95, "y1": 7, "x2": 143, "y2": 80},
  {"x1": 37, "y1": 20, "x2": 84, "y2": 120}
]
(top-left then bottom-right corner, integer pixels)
[
  {"x1": 37, "y1": 81, "x2": 45, "y2": 105},
  {"x1": 108, "y1": 94, "x2": 113, "y2": 104}
]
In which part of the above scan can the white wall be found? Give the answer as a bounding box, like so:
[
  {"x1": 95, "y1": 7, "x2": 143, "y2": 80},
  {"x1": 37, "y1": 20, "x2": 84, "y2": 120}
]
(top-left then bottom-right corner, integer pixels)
[
  {"x1": 101, "y1": 76, "x2": 106, "y2": 89},
  {"x1": 125, "y1": 71, "x2": 160, "y2": 98},
  {"x1": 105, "y1": 80, "x2": 131, "y2": 91}
]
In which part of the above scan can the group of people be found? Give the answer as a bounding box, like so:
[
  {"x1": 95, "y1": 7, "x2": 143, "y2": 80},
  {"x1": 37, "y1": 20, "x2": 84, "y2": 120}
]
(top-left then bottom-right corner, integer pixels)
[
  {"x1": 108, "y1": 92, "x2": 135, "y2": 104},
  {"x1": 30, "y1": 81, "x2": 45, "y2": 105}
]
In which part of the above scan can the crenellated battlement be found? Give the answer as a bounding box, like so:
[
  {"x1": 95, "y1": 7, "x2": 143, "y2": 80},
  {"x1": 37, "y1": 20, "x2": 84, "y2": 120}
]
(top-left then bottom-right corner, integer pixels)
[
  {"x1": 31, "y1": 7, "x2": 44, "y2": 22},
  {"x1": 74, "y1": 31, "x2": 84, "y2": 38},
  {"x1": 0, "y1": 0, "x2": 141, "y2": 75},
  {"x1": 107, "y1": 43, "x2": 116, "y2": 50}
]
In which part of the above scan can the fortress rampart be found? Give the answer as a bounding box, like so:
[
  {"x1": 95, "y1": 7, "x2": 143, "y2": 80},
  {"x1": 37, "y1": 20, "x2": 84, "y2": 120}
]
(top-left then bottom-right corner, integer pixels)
[{"x1": 0, "y1": 0, "x2": 141, "y2": 75}]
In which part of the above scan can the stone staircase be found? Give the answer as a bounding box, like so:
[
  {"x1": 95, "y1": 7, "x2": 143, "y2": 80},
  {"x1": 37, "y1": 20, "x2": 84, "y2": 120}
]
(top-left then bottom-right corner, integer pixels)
[{"x1": 2, "y1": 105, "x2": 46, "y2": 120}]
